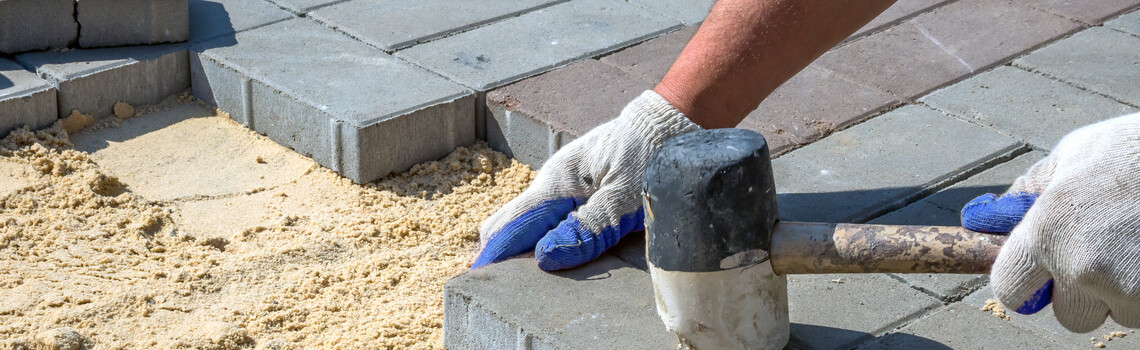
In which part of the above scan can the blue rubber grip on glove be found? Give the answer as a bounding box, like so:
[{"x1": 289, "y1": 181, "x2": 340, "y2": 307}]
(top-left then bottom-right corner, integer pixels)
[
  {"x1": 535, "y1": 208, "x2": 645, "y2": 271},
  {"x1": 472, "y1": 197, "x2": 584, "y2": 269},
  {"x1": 961, "y1": 191, "x2": 1051, "y2": 314}
]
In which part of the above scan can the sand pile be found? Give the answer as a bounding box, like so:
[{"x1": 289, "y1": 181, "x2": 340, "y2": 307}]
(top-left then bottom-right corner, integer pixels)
[{"x1": 0, "y1": 102, "x2": 534, "y2": 349}]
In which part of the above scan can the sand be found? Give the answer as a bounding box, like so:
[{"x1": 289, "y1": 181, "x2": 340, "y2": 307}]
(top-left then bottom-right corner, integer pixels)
[
  {"x1": 981, "y1": 299, "x2": 1010, "y2": 321},
  {"x1": 0, "y1": 98, "x2": 534, "y2": 349}
]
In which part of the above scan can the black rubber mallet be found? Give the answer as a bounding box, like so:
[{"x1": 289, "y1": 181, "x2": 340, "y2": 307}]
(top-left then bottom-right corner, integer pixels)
[{"x1": 642, "y1": 129, "x2": 1006, "y2": 349}]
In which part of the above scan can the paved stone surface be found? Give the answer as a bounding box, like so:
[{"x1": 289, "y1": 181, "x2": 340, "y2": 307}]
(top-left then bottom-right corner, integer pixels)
[
  {"x1": 311, "y1": 0, "x2": 564, "y2": 52},
  {"x1": 1015, "y1": 27, "x2": 1140, "y2": 106},
  {"x1": 598, "y1": 25, "x2": 697, "y2": 84},
  {"x1": 77, "y1": 0, "x2": 190, "y2": 48},
  {"x1": 772, "y1": 105, "x2": 1023, "y2": 223},
  {"x1": 396, "y1": 0, "x2": 681, "y2": 91},
  {"x1": 0, "y1": 59, "x2": 57, "y2": 136},
  {"x1": 0, "y1": 0, "x2": 76, "y2": 54},
  {"x1": 857, "y1": 302, "x2": 1064, "y2": 349},
  {"x1": 188, "y1": 0, "x2": 293, "y2": 43},
  {"x1": 787, "y1": 274, "x2": 943, "y2": 349},
  {"x1": 1016, "y1": 0, "x2": 1140, "y2": 24},
  {"x1": 192, "y1": 18, "x2": 475, "y2": 183},
  {"x1": 963, "y1": 286, "x2": 1140, "y2": 348},
  {"x1": 852, "y1": 0, "x2": 953, "y2": 39},
  {"x1": 1106, "y1": 9, "x2": 1140, "y2": 35},
  {"x1": 922, "y1": 66, "x2": 1138, "y2": 149},
  {"x1": 444, "y1": 256, "x2": 674, "y2": 350},
  {"x1": 16, "y1": 45, "x2": 190, "y2": 118},
  {"x1": 625, "y1": 0, "x2": 713, "y2": 25},
  {"x1": 263, "y1": 0, "x2": 342, "y2": 14}
]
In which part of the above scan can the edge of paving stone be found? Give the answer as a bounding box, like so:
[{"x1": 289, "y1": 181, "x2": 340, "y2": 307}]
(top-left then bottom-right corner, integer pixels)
[
  {"x1": 16, "y1": 44, "x2": 187, "y2": 82},
  {"x1": 1010, "y1": 27, "x2": 1140, "y2": 109}
]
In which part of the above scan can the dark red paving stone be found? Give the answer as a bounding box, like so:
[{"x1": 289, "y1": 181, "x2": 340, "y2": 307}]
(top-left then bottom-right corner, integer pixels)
[
  {"x1": 851, "y1": 0, "x2": 955, "y2": 39},
  {"x1": 1015, "y1": 0, "x2": 1140, "y2": 24},
  {"x1": 597, "y1": 25, "x2": 698, "y2": 84}
]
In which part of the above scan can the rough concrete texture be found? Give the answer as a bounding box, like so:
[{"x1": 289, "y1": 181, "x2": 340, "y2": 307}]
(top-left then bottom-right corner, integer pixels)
[
  {"x1": 192, "y1": 18, "x2": 475, "y2": 183},
  {"x1": 0, "y1": 0, "x2": 76, "y2": 54},
  {"x1": 262, "y1": 0, "x2": 342, "y2": 14},
  {"x1": 860, "y1": 302, "x2": 1064, "y2": 349},
  {"x1": 772, "y1": 105, "x2": 1023, "y2": 223},
  {"x1": 1106, "y1": 9, "x2": 1140, "y2": 35},
  {"x1": 787, "y1": 274, "x2": 942, "y2": 349},
  {"x1": 963, "y1": 287, "x2": 1139, "y2": 348},
  {"x1": 1016, "y1": 0, "x2": 1140, "y2": 24},
  {"x1": 444, "y1": 256, "x2": 675, "y2": 350},
  {"x1": 1015, "y1": 27, "x2": 1140, "y2": 106},
  {"x1": 188, "y1": 0, "x2": 293, "y2": 43},
  {"x1": 852, "y1": 0, "x2": 953, "y2": 39},
  {"x1": 485, "y1": 59, "x2": 651, "y2": 168},
  {"x1": 16, "y1": 45, "x2": 189, "y2": 118},
  {"x1": 0, "y1": 59, "x2": 57, "y2": 135},
  {"x1": 625, "y1": 0, "x2": 713, "y2": 25},
  {"x1": 598, "y1": 25, "x2": 698, "y2": 84},
  {"x1": 922, "y1": 66, "x2": 1137, "y2": 149},
  {"x1": 396, "y1": 0, "x2": 681, "y2": 90},
  {"x1": 77, "y1": 0, "x2": 189, "y2": 48},
  {"x1": 311, "y1": 0, "x2": 565, "y2": 52}
]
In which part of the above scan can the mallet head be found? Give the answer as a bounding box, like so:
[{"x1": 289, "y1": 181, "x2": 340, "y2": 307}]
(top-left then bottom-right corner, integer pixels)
[{"x1": 643, "y1": 129, "x2": 788, "y2": 349}]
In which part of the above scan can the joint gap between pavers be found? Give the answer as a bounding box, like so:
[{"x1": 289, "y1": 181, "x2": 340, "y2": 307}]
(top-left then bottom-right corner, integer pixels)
[
  {"x1": 70, "y1": 0, "x2": 81, "y2": 49},
  {"x1": 1010, "y1": 60, "x2": 1140, "y2": 109},
  {"x1": 769, "y1": 100, "x2": 907, "y2": 160},
  {"x1": 620, "y1": 0, "x2": 703, "y2": 27},
  {"x1": 1107, "y1": 24, "x2": 1140, "y2": 40},
  {"x1": 837, "y1": 303, "x2": 945, "y2": 350},
  {"x1": 373, "y1": 0, "x2": 575, "y2": 53},
  {"x1": 839, "y1": 0, "x2": 959, "y2": 46}
]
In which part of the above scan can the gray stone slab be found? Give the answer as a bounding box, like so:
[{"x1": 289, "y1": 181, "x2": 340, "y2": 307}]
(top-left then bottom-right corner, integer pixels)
[
  {"x1": 0, "y1": 0, "x2": 76, "y2": 54},
  {"x1": 77, "y1": 0, "x2": 189, "y2": 48},
  {"x1": 444, "y1": 256, "x2": 675, "y2": 350},
  {"x1": 1014, "y1": 27, "x2": 1140, "y2": 106},
  {"x1": 192, "y1": 18, "x2": 475, "y2": 183},
  {"x1": 626, "y1": 0, "x2": 714, "y2": 25},
  {"x1": 858, "y1": 302, "x2": 1064, "y2": 349},
  {"x1": 264, "y1": 0, "x2": 343, "y2": 14},
  {"x1": 922, "y1": 66, "x2": 1138, "y2": 149},
  {"x1": 16, "y1": 45, "x2": 190, "y2": 118},
  {"x1": 396, "y1": 0, "x2": 681, "y2": 91},
  {"x1": 773, "y1": 105, "x2": 1023, "y2": 223},
  {"x1": 188, "y1": 0, "x2": 293, "y2": 43},
  {"x1": 1107, "y1": 9, "x2": 1140, "y2": 36},
  {"x1": 1015, "y1": 0, "x2": 1140, "y2": 24},
  {"x1": 964, "y1": 286, "x2": 1140, "y2": 348},
  {"x1": 598, "y1": 25, "x2": 697, "y2": 84},
  {"x1": 0, "y1": 59, "x2": 57, "y2": 136},
  {"x1": 852, "y1": 0, "x2": 953, "y2": 39},
  {"x1": 787, "y1": 274, "x2": 942, "y2": 349},
  {"x1": 311, "y1": 0, "x2": 565, "y2": 52},
  {"x1": 921, "y1": 150, "x2": 1047, "y2": 212}
]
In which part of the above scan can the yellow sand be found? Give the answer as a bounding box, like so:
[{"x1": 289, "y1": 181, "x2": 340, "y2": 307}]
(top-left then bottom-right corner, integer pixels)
[{"x1": 0, "y1": 103, "x2": 534, "y2": 349}]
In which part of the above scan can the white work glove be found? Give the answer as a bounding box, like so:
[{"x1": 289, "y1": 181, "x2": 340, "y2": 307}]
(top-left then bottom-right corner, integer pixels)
[
  {"x1": 472, "y1": 90, "x2": 700, "y2": 271},
  {"x1": 961, "y1": 113, "x2": 1140, "y2": 332}
]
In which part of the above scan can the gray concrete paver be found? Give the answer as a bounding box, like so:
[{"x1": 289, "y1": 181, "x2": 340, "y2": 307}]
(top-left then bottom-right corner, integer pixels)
[
  {"x1": 1015, "y1": 0, "x2": 1140, "y2": 24},
  {"x1": 0, "y1": 0, "x2": 76, "y2": 54},
  {"x1": 857, "y1": 302, "x2": 1064, "y2": 349},
  {"x1": 395, "y1": 0, "x2": 681, "y2": 91},
  {"x1": 598, "y1": 25, "x2": 696, "y2": 84},
  {"x1": 1106, "y1": 9, "x2": 1140, "y2": 36},
  {"x1": 0, "y1": 59, "x2": 57, "y2": 136},
  {"x1": 77, "y1": 0, "x2": 190, "y2": 48},
  {"x1": 311, "y1": 0, "x2": 565, "y2": 52},
  {"x1": 788, "y1": 274, "x2": 943, "y2": 349},
  {"x1": 625, "y1": 0, "x2": 713, "y2": 25},
  {"x1": 262, "y1": 0, "x2": 342, "y2": 14},
  {"x1": 1015, "y1": 27, "x2": 1140, "y2": 106},
  {"x1": 188, "y1": 0, "x2": 294, "y2": 43},
  {"x1": 964, "y1": 287, "x2": 1139, "y2": 348}
]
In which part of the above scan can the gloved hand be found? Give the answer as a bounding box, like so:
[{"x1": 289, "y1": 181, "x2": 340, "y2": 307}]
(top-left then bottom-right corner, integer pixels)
[
  {"x1": 472, "y1": 91, "x2": 700, "y2": 271},
  {"x1": 961, "y1": 112, "x2": 1140, "y2": 332}
]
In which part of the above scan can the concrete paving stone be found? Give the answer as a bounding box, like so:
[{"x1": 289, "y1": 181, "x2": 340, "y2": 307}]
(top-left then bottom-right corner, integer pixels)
[
  {"x1": 625, "y1": 0, "x2": 713, "y2": 25},
  {"x1": 77, "y1": 0, "x2": 190, "y2": 48},
  {"x1": 919, "y1": 150, "x2": 1046, "y2": 212},
  {"x1": 0, "y1": 59, "x2": 57, "y2": 136},
  {"x1": 870, "y1": 200, "x2": 961, "y2": 227},
  {"x1": 772, "y1": 105, "x2": 1023, "y2": 223},
  {"x1": 857, "y1": 302, "x2": 1064, "y2": 349},
  {"x1": 396, "y1": 0, "x2": 681, "y2": 91},
  {"x1": 310, "y1": 0, "x2": 565, "y2": 52},
  {"x1": 1106, "y1": 9, "x2": 1140, "y2": 36},
  {"x1": 0, "y1": 0, "x2": 76, "y2": 54},
  {"x1": 188, "y1": 0, "x2": 293, "y2": 43},
  {"x1": 485, "y1": 59, "x2": 652, "y2": 168},
  {"x1": 444, "y1": 256, "x2": 675, "y2": 350},
  {"x1": 964, "y1": 286, "x2": 1139, "y2": 348},
  {"x1": 922, "y1": 66, "x2": 1138, "y2": 149},
  {"x1": 16, "y1": 44, "x2": 189, "y2": 118},
  {"x1": 192, "y1": 18, "x2": 475, "y2": 183},
  {"x1": 598, "y1": 25, "x2": 697, "y2": 84},
  {"x1": 851, "y1": 0, "x2": 954, "y2": 39},
  {"x1": 262, "y1": 0, "x2": 342, "y2": 14},
  {"x1": 1015, "y1": 0, "x2": 1140, "y2": 24},
  {"x1": 787, "y1": 274, "x2": 943, "y2": 349},
  {"x1": 1015, "y1": 27, "x2": 1140, "y2": 106}
]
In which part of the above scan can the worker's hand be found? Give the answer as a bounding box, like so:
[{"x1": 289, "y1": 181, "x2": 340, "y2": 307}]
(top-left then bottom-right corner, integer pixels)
[
  {"x1": 961, "y1": 113, "x2": 1140, "y2": 332},
  {"x1": 472, "y1": 91, "x2": 700, "y2": 271}
]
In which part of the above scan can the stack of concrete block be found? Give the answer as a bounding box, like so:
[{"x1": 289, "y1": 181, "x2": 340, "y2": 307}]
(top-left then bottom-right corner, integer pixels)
[
  {"x1": 0, "y1": 0, "x2": 189, "y2": 54},
  {"x1": 0, "y1": 0, "x2": 77, "y2": 53}
]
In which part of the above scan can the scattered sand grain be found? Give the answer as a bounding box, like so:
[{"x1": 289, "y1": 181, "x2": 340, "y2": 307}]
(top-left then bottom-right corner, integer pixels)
[{"x1": 981, "y1": 299, "x2": 1010, "y2": 320}]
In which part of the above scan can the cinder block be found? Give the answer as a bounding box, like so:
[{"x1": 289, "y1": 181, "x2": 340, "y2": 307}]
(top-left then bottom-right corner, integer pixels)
[
  {"x1": 772, "y1": 105, "x2": 1023, "y2": 223},
  {"x1": 1014, "y1": 27, "x2": 1140, "y2": 106},
  {"x1": 444, "y1": 256, "x2": 675, "y2": 350},
  {"x1": 922, "y1": 66, "x2": 1137, "y2": 149},
  {"x1": 188, "y1": 0, "x2": 293, "y2": 43},
  {"x1": 262, "y1": 0, "x2": 341, "y2": 14},
  {"x1": 192, "y1": 18, "x2": 475, "y2": 183},
  {"x1": 0, "y1": 0, "x2": 77, "y2": 54},
  {"x1": 1015, "y1": 0, "x2": 1140, "y2": 24},
  {"x1": 625, "y1": 0, "x2": 714, "y2": 25},
  {"x1": 0, "y1": 59, "x2": 57, "y2": 136},
  {"x1": 1106, "y1": 9, "x2": 1140, "y2": 36},
  {"x1": 859, "y1": 302, "x2": 1064, "y2": 348},
  {"x1": 77, "y1": 0, "x2": 189, "y2": 48},
  {"x1": 310, "y1": 0, "x2": 565, "y2": 52},
  {"x1": 787, "y1": 274, "x2": 942, "y2": 349},
  {"x1": 396, "y1": 0, "x2": 681, "y2": 91},
  {"x1": 17, "y1": 44, "x2": 190, "y2": 118}
]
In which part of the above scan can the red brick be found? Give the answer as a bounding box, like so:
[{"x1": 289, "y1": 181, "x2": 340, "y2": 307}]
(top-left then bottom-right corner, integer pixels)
[
  {"x1": 852, "y1": 0, "x2": 954, "y2": 39},
  {"x1": 910, "y1": 0, "x2": 1081, "y2": 69}
]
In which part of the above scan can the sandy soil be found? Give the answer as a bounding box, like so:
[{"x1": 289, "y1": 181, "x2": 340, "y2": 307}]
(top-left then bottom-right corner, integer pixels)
[{"x1": 0, "y1": 97, "x2": 533, "y2": 349}]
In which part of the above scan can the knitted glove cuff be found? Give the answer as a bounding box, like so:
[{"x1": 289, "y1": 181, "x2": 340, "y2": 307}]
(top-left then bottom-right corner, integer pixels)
[{"x1": 621, "y1": 90, "x2": 702, "y2": 146}]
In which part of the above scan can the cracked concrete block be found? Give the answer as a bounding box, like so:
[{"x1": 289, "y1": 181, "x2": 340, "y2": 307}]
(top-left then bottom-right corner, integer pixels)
[
  {"x1": 77, "y1": 0, "x2": 189, "y2": 48},
  {"x1": 0, "y1": 0, "x2": 77, "y2": 54},
  {"x1": 0, "y1": 58, "x2": 57, "y2": 136},
  {"x1": 16, "y1": 44, "x2": 190, "y2": 118},
  {"x1": 1014, "y1": 27, "x2": 1140, "y2": 106}
]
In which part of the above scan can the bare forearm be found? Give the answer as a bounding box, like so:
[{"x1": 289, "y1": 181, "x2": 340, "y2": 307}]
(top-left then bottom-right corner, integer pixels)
[{"x1": 655, "y1": 0, "x2": 896, "y2": 129}]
